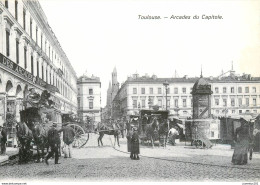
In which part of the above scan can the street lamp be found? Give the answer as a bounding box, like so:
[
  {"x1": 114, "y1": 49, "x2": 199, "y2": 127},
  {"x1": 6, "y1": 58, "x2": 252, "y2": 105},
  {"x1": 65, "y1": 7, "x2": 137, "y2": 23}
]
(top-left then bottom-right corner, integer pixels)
[{"x1": 163, "y1": 80, "x2": 169, "y2": 111}]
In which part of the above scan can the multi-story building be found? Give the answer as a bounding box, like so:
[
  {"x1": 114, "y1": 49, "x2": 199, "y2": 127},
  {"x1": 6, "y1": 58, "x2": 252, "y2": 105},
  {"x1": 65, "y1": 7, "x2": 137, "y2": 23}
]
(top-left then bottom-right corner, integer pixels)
[
  {"x1": 77, "y1": 74, "x2": 101, "y2": 123},
  {"x1": 0, "y1": 0, "x2": 77, "y2": 124},
  {"x1": 113, "y1": 72, "x2": 260, "y2": 120}
]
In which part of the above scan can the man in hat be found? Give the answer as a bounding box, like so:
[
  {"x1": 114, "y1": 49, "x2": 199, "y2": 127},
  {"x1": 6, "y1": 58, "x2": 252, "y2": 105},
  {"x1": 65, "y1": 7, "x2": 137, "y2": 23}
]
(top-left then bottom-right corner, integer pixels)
[
  {"x1": 59, "y1": 122, "x2": 75, "y2": 158},
  {"x1": 142, "y1": 114, "x2": 149, "y2": 134},
  {"x1": 0, "y1": 124, "x2": 7, "y2": 155},
  {"x1": 45, "y1": 122, "x2": 60, "y2": 165}
]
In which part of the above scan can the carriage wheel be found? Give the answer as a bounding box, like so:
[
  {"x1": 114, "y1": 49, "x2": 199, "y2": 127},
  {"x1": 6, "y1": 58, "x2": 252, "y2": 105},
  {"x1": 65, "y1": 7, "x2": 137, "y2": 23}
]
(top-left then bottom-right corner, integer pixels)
[{"x1": 69, "y1": 124, "x2": 88, "y2": 148}]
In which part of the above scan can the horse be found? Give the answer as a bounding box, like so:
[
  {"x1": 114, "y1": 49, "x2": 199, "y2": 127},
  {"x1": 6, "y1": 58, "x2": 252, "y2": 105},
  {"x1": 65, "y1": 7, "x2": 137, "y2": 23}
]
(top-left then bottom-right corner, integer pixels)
[
  {"x1": 97, "y1": 124, "x2": 121, "y2": 147},
  {"x1": 144, "y1": 117, "x2": 159, "y2": 148},
  {"x1": 16, "y1": 122, "x2": 33, "y2": 164},
  {"x1": 32, "y1": 123, "x2": 50, "y2": 162},
  {"x1": 158, "y1": 120, "x2": 169, "y2": 148}
]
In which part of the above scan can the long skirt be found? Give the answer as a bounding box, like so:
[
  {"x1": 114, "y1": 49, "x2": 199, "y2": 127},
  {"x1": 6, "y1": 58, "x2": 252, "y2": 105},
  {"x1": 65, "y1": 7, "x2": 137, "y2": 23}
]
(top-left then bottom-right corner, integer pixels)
[
  {"x1": 232, "y1": 139, "x2": 249, "y2": 165},
  {"x1": 127, "y1": 138, "x2": 132, "y2": 152},
  {"x1": 254, "y1": 133, "x2": 260, "y2": 152},
  {"x1": 131, "y1": 140, "x2": 140, "y2": 154}
]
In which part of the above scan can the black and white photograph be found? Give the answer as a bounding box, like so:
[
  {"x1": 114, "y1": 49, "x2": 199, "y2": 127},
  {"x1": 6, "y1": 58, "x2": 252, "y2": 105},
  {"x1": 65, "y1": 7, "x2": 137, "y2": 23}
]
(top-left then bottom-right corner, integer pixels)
[{"x1": 0, "y1": 0, "x2": 259, "y2": 184}]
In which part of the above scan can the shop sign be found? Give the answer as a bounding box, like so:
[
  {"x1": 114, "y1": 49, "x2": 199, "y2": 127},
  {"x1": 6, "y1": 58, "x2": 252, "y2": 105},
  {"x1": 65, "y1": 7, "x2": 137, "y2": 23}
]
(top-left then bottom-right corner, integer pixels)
[{"x1": 0, "y1": 53, "x2": 45, "y2": 87}]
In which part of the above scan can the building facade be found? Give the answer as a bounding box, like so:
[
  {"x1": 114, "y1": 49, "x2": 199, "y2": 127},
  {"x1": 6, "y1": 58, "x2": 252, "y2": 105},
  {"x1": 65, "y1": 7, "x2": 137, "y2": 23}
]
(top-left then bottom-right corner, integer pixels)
[
  {"x1": 77, "y1": 75, "x2": 101, "y2": 123},
  {"x1": 113, "y1": 72, "x2": 260, "y2": 120},
  {"x1": 0, "y1": 0, "x2": 77, "y2": 124}
]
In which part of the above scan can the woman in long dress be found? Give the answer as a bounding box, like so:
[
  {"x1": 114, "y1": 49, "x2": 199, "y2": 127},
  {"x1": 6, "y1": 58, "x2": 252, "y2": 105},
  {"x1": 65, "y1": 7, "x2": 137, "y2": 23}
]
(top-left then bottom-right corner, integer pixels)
[
  {"x1": 126, "y1": 122, "x2": 134, "y2": 159},
  {"x1": 232, "y1": 119, "x2": 252, "y2": 165},
  {"x1": 131, "y1": 127, "x2": 140, "y2": 160}
]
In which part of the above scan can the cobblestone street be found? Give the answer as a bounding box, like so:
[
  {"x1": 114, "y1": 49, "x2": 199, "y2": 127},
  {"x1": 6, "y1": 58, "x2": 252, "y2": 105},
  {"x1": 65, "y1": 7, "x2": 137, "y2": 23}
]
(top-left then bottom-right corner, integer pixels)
[{"x1": 0, "y1": 134, "x2": 259, "y2": 182}]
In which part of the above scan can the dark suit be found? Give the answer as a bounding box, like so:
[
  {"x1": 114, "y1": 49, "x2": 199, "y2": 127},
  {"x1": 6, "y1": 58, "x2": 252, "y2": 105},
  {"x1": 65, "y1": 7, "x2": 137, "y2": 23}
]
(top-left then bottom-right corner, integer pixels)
[
  {"x1": 0, "y1": 129, "x2": 7, "y2": 155},
  {"x1": 46, "y1": 127, "x2": 60, "y2": 164}
]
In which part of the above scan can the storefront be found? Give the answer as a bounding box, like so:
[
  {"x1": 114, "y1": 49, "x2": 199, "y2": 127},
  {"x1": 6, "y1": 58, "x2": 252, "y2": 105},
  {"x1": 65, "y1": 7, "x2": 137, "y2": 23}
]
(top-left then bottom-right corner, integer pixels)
[{"x1": 0, "y1": 52, "x2": 76, "y2": 130}]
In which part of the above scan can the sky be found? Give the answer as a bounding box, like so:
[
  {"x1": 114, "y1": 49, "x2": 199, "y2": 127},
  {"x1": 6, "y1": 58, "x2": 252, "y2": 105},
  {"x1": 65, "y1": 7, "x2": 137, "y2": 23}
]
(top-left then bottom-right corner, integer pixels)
[{"x1": 39, "y1": 0, "x2": 260, "y2": 107}]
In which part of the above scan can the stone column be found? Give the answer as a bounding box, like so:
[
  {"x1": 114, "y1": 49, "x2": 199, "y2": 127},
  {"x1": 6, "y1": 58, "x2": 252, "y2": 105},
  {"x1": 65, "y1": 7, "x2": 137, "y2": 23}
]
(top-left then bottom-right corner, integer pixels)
[{"x1": 0, "y1": 8, "x2": 3, "y2": 53}]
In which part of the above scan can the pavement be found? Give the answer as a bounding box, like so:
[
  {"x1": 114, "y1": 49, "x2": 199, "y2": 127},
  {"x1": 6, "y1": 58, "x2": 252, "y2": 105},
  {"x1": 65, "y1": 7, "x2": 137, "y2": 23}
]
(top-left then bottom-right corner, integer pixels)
[
  {"x1": 0, "y1": 134, "x2": 259, "y2": 181},
  {"x1": 79, "y1": 133, "x2": 260, "y2": 170},
  {"x1": 113, "y1": 137, "x2": 260, "y2": 170},
  {"x1": 1, "y1": 133, "x2": 260, "y2": 170}
]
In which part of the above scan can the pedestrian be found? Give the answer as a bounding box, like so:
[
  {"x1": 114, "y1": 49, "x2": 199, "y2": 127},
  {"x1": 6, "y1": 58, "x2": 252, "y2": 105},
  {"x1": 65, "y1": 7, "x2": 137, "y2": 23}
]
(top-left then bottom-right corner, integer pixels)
[
  {"x1": 0, "y1": 123, "x2": 7, "y2": 155},
  {"x1": 168, "y1": 126, "x2": 179, "y2": 145},
  {"x1": 142, "y1": 114, "x2": 149, "y2": 134},
  {"x1": 59, "y1": 122, "x2": 75, "y2": 158},
  {"x1": 127, "y1": 125, "x2": 134, "y2": 159},
  {"x1": 231, "y1": 118, "x2": 252, "y2": 165},
  {"x1": 45, "y1": 122, "x2": 60, "y2": 165},
  {"x1": 131, "y1": 127, "x2": 140, "y2": 160}
]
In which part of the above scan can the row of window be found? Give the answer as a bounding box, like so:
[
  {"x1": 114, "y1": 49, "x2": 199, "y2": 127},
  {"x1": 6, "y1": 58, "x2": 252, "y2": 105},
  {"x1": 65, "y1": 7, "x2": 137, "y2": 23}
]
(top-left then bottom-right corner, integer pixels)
[
  {"x1": 133, "y1": 87, "x2": 191, "y2": 95},
  {"x1": 131, "y1": 97, "x2": 259, "y2": 109},
  {"x1": 214, "y1": 109, "x2": 258, "y2": 114},
  {"x1": 3, "y1": 1, "x2": 74, "y2": 100},
  {"x1": 214, "y1": 98, "x2": 258, "y2": 107},
  {"x1": 214, "y1": 87, "x2": 257, "y2": 94},
  {"x1": 5, "y1": 32, "x2": 72, "y2": 99},
  {"x1": 132, "y1": 86, "x2": 259, "y2": 95},
  {"x1": 78, "y1": 88, "x2": 94, "y2": 95},
  {"x1": 77, "y1": 98, "x2": 94, "y2": 109},
  {"x1": 132, "y1": 99, "x2": 188, "y2": 108},
  {"x1": 4, "y1": 0, "x2": 70, "y2": 81}
]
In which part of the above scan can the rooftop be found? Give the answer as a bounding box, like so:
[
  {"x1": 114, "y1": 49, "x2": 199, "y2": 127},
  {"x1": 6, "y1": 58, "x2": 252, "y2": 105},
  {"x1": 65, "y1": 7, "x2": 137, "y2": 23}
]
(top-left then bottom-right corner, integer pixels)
[
  {"x1": 123, "y1": 73, "x2": 260, "y2": 84},
  {"x1": 77, "y1": 74, "x2": 100, "y2": 83}
]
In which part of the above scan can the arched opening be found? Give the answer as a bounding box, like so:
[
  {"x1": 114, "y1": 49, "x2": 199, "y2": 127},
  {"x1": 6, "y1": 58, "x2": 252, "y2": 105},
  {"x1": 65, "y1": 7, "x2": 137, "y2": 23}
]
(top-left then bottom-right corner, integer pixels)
[
  {"x1": 23, "y1": 84, "x2": 28, "y2": 98},
  {"x1": 6, "y1": 80, "x2": 13, "y2": 94},
  {"x1": 16, "y1": 85, "x2": 22, "y2": 97}
]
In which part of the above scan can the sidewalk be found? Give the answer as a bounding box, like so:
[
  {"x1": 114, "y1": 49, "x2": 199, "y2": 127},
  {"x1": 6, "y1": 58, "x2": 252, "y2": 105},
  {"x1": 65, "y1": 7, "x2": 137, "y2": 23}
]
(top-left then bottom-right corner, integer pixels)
[
  {"x1": 0, "y1": 147, "x2": 19, "y2": 164},
  {"x1": 116, "y1": 137, "x2": 260, "y2": 170}
]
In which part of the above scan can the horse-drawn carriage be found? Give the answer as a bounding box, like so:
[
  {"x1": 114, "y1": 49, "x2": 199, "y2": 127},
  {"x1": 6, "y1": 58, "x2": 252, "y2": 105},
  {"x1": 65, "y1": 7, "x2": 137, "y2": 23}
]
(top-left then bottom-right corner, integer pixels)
[{"x1": 127, "y1": 109, "x2": 185, "y2": 147}]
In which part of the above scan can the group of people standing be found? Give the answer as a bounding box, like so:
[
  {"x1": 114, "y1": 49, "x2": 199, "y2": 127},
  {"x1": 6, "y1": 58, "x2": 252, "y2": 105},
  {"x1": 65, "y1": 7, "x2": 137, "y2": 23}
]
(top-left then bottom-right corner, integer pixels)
[{"x1": 45, "y1": 121, "x2": 75, "y2": 165}]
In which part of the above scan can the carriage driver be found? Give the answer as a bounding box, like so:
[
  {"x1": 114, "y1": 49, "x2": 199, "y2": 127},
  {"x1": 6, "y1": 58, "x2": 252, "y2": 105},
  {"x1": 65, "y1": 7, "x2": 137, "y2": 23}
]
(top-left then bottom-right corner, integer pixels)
[
  {"x1": 58, "y1": 122, "x2": 75, "y2": 158},
  {"x1": 142, "y1": 114, "x2": 149, "y2": 134}
]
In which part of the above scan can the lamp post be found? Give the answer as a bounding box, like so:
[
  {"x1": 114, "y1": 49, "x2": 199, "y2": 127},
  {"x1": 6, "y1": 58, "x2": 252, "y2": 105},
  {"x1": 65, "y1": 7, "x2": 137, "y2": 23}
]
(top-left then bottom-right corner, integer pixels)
[{"x1": 163, "y1": 80, "x2": 169, "y2": 111}]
